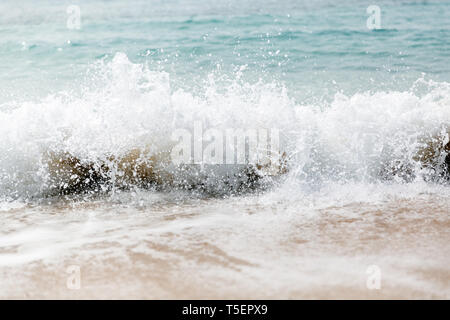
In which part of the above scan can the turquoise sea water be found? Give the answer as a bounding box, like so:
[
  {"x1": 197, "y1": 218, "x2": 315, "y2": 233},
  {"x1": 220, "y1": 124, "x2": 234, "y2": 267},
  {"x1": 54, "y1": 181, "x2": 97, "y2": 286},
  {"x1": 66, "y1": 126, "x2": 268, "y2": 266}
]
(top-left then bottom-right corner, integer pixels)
[{"x1": 1, "y1": 0, "x2": 449, "y2": 101}]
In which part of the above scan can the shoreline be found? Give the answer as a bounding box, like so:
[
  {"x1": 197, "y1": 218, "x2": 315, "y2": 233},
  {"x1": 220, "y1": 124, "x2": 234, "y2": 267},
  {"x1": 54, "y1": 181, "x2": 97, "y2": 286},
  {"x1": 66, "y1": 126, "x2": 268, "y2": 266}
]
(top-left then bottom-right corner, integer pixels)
[{"x1": 1, "y1": 193, "x2": 449, "y2": 299}]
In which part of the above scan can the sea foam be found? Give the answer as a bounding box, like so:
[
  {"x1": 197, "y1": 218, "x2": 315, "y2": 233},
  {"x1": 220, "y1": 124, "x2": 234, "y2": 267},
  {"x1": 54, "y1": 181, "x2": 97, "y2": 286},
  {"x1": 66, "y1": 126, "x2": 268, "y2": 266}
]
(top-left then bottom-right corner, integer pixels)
[{"x1": 0, "y1": 53, "x2": 449, "y2": 200}]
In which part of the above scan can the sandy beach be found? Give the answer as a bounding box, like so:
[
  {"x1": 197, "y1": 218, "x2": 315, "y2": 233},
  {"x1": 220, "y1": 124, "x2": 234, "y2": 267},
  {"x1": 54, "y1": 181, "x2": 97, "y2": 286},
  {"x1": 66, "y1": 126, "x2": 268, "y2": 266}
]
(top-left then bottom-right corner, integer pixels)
[{"x1": 1, "y1": 189, "x2": 448, "y2": 299}]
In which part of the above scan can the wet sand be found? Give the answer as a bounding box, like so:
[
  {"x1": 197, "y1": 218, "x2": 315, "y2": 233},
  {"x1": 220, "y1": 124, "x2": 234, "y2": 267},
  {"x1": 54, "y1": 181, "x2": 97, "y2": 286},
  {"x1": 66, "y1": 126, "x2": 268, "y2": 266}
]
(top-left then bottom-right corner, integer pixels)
[{"x1": 0, "y1": 190, "x2": 449, "y2": 299}]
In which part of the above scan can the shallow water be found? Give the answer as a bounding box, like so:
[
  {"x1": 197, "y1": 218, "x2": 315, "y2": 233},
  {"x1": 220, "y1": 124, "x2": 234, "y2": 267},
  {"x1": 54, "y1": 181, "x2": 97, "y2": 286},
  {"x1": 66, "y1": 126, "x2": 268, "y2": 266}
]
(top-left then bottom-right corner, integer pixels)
[
  {"x1": 1, "y1": 186, "x2": 449, "y2": 298},
  {"x1": 0, "y1": 0, "x2": 449, "y2": 298}
]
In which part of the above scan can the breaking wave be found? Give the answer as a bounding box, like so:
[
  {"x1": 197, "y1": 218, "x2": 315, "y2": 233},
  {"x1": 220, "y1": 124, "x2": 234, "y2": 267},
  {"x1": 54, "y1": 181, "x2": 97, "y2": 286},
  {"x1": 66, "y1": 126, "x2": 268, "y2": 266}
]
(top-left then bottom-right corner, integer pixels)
[{"x1": 0, "y1": 53, "x2": 449, "y2": 200}]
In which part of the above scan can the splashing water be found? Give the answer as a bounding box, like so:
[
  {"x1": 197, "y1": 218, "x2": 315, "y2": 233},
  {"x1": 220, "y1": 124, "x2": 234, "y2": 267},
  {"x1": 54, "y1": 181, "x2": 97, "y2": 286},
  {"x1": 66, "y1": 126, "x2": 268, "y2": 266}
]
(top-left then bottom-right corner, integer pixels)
[
  {"x1": 1, "y1": 0, "x2": 449, "y2": 299},
  {"x1": 0, "y1": 53, "x2": 449, "y2": 201}
]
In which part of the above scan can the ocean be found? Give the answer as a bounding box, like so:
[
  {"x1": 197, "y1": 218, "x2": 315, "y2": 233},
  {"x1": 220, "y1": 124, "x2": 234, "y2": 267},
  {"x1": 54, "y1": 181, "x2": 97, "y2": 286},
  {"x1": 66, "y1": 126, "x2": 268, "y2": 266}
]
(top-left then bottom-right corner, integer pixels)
[{"x1": 0, "y1": 0, "x2": 449, "y2": 298}]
